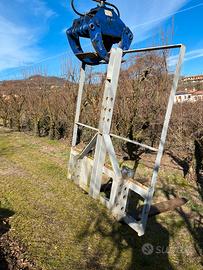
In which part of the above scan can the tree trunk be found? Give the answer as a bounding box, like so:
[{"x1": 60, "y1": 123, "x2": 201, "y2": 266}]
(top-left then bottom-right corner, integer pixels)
[
  {"x1": 195, "y1": 139, "x2": 203, "y2": 182},
  {"x1": 17, "y1": 118, "x2": 21, "y2": 132},
  {"x1": 132, "y1": 156, "x2": 141, "y2": 178},
  {"x1": 34, "y1": 120, "x2": 40, "y2": 137},
  {"x1": 9, "y1": 118, "x2": 13, "y2": 129},
  {"x1": 3, "y1": 118, "x2": 7, "y2": 127},
  {"x1": 49, "y1": 120, "x2": 55, "y2": 140},
  {"x1": 186, "y1": 158, "x2": 196, "y2": 181}
]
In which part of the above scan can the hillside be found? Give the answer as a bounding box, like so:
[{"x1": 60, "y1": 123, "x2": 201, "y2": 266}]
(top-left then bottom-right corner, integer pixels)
[{"x1": 0, "y1": 75, "x2": 68, "y2": 94}]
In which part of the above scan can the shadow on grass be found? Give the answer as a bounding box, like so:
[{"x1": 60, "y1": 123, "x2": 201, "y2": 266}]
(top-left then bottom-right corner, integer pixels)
[
  {"x1": 0, "y1": 209, "x2": 15, "y2": 220},
  {"x1": 0, "y1": 208, "x2": 15, "y2": 270},
  {"x1": 162, "y1": 186, "x2": 203, "y2": 266},
  {"x1": 194, "y1": 137, "x2": 203, "y2": 201},
  {"x1": 77, "y1": 203, "x2": 173, "y2": 270}
]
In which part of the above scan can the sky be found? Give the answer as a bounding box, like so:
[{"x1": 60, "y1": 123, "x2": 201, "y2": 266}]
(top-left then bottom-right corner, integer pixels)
[{"x1": 0, "y1": 0, "x2": 203, "y2": 80}]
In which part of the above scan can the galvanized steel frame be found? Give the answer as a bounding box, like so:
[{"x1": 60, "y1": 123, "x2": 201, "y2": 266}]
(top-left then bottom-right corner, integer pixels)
[{"x1": 68, "y1": 44, "x2": 185, "y2": 236}]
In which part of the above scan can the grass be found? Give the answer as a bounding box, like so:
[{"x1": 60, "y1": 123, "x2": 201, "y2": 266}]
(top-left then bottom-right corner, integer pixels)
[{"x1": 0, "y1": 127, "x2": 202, "y2": 270}]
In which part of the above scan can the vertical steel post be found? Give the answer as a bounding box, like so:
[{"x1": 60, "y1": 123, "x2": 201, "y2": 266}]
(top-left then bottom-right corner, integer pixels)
[
  {"x1": 68, "y1": 63, "x2": 86, "y2": 180},
  {"x1": 89, "y1": 48, "x2": 123, "y2": 199},
  {"x1": 140, "y1": 45, "x2": 186, "y2": 234},
  {"x1": 72, "y1": 63, "x2": 86, "y2": 147}
]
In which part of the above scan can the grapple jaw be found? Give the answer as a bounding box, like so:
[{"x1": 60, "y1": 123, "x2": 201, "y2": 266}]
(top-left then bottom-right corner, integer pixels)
[{"x1": 67, "y1": 1, "x2": 133, "y2": 65}]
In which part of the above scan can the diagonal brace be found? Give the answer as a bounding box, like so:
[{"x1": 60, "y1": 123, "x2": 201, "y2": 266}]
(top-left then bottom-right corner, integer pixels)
[{"x1": 77, "y1": 133, "x2": 98, "y2": 160}]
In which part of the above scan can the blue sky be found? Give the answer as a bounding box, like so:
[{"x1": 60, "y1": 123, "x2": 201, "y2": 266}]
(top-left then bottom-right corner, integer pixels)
[{"x1": 0, "y1": 0, "x2": 203, "y2": 79}]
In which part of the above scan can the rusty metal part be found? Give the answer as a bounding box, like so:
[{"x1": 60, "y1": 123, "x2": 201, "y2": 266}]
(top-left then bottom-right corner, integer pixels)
[{"x1": 135, "y1": 197, "x2": 188, "y2": 220}]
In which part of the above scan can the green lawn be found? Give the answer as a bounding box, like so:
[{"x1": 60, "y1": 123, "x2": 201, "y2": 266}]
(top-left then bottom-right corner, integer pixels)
[{"x1": 0, "y1": 127, "x2": 202, "y2": 270}]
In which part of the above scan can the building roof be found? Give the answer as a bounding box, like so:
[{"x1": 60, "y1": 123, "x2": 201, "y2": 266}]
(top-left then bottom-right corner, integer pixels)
[
  {"x1": 176, "y1": 92, "x2": 191, "y2": 95},
  {"x1": 176, "y1": 90, "x2": 203, "y2": 96},
  {"x1": 193, "y1": 90, "x2": 203, "y2": 95},
  {"x1": 183, "y1": 75, "x2": 203, "y2": 81}
]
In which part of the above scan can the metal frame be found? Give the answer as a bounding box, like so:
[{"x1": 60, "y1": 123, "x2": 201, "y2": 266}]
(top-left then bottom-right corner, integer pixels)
[{"x1": 68, "y1": 44, "x2": 185, "y2": 236}]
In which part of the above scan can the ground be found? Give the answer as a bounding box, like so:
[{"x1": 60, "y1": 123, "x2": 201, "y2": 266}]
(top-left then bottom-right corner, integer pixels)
[{"x1": 0, "y1": 127, "x2": 202, "y2": 270}]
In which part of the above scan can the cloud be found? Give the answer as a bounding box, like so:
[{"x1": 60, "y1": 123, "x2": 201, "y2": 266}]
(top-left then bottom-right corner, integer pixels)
[
  {"x1": 0, "y1": 0, "x2": 56, "y2": 73},
  {"x1": 31, "y1": 0, "x2": 56, "y2": 19},
  {"x1": 114, "y1": 0, "x2": 189, "y2": 43},
  {"x1": 168, "y1": 48, "x2": 203, "y2": 67},
  {"x1": 0, "y1": 16, "x2": 41, "y2": 71},
  {"x1": 184, "y1": 48, "x2": 203, "y2": 62}
]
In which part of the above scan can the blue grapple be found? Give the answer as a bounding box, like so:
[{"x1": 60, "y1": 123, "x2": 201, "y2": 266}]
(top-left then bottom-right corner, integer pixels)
[{"x1": 66, "y1": 0, "x2": 133, "y2": 65}]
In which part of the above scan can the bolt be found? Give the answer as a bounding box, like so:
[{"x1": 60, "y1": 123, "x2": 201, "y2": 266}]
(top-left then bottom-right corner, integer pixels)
[
  {"x1": 89, "y1": 23, "x2": 95, "y2": 30},
  {"x1": 129, "y1": 33, "x2": 133, "y2": 40}
]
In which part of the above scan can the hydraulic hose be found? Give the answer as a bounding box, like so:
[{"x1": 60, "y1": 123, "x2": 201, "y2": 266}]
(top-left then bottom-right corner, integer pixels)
[
  {"x1": 105, "y1": 2, "x2": 120, "y2": 17},
  {"x1": 71, "y1": 0, "x2": 85, "y2": 16},
  {"x1": 71, "y1": 0, "x2": 120, "y2": 17}
]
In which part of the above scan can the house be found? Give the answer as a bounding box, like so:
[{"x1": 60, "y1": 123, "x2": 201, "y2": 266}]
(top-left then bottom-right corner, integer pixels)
[
  {"x1": 182, "y1": 75, "x2": 203, "y2": 83},
  {"x1": 175, "y1": 92, "x2": 192, "y2": 103},
  {"x1": 191, "y1": 90, "x2": 203, "y2": 102},
  {"x1": 175, "y1": 90, "x2": 203, "y2": 103}
]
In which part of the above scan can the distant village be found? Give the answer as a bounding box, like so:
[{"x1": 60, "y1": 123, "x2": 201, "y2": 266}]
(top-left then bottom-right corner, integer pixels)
[{"x1": 175, "y1": 75, "x2": 203, "y2": 103}]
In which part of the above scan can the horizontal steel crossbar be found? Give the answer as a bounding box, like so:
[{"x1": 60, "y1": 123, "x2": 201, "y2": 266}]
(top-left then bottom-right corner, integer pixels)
[
  {"x1": 123, "y1": 44, "x2": 183, "y2": 54},
  {"x1": 76, "y1": 122, "x2": 99, "y2": 132},
  {"x1": 110, "y1": 133, "x2": 158, "y2": 152},
  {"x1": 84, "y1": 44, "x2": 183, "y2": 63},
  {"x1": 76, "y1": 121, "x2": 158, "y2": 152}
]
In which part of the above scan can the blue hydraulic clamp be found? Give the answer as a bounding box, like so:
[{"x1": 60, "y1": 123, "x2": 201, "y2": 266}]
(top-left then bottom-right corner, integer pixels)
[{"x1": 66, "y1": 0, "x2": 134, "y2": 65}]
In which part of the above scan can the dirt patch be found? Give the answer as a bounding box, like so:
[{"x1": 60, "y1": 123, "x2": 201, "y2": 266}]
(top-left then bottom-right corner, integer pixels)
[
  {"x1": 0, "y1": 235, "x2": 40, "y2": 270},
  {"x1": 0, "y1": 216, "x2": 40, "y2": 270}
]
